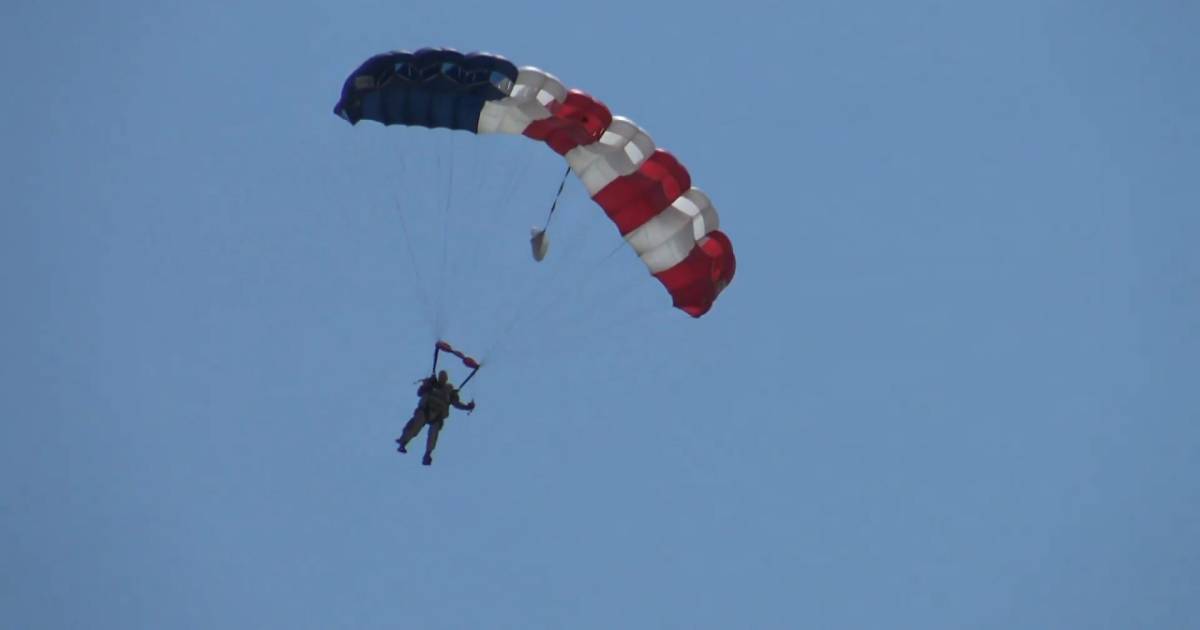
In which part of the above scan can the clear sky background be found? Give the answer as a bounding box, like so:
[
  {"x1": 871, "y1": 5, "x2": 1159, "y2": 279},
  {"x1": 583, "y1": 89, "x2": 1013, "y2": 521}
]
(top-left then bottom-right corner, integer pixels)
[{"x1": 3, "y1": 1, "x2": 1198, "y2": 628}]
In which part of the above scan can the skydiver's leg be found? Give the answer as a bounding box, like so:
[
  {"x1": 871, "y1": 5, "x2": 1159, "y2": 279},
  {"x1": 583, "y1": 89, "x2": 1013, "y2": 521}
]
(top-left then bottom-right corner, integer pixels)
[
  {"x1": 422, "y1": 418, "x2": 444, "y2": 465},
  {"x1": 397, "y1": 408, "x2": 426, "y2": 453}
]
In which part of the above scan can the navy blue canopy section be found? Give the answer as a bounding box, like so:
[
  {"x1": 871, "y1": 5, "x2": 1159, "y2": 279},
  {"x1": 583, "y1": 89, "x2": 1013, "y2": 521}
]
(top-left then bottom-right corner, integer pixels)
[{"x1": 333, "y1": 48, "x2": 519, "y2": 133}]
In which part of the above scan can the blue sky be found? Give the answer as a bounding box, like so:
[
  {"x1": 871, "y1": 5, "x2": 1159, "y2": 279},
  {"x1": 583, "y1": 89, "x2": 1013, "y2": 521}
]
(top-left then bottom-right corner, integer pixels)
[{"x1": 3, "y1": 1, "x2": 1198, "y2": 628}]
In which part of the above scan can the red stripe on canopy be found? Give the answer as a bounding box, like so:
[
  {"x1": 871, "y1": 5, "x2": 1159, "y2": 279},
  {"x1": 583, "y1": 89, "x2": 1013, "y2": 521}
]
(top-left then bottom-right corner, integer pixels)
[
  {"x1": 651, "y1": 230, "x2": 736, "y2": 317},
  {"x1": 523, "y1": 90, "x2": 612, "y2": 155},
  {"x1": 592, "y1": 150, "x2": 691, "y2": 235}
]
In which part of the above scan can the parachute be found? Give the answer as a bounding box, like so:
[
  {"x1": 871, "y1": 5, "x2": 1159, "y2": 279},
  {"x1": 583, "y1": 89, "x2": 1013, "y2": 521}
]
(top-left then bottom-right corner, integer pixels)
[{"x1": 333, "y1": 48, "x2": 735, "y2": 318}]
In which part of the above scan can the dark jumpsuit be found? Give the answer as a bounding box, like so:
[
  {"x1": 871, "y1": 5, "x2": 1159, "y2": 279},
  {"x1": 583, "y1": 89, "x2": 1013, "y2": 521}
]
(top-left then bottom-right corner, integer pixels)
[{"x1": 398, "y1": 377, "x2": 473, "y2": 464}]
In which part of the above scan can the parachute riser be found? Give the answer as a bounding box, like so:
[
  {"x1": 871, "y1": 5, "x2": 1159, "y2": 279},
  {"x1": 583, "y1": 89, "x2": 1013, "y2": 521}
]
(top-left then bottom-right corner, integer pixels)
[
  {"x1": 459, "y1": 365, "x2": 481, "y2": 389},
  {"x1": 431, "y1": 339, "x2": 482, "y2": 389}
]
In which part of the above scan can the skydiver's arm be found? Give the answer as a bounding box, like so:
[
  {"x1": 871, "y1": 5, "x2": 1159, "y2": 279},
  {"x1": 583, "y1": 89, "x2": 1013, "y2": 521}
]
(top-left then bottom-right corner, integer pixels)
[{"x1": 449, "y1": 388, "x2": 475, "y2": 411}]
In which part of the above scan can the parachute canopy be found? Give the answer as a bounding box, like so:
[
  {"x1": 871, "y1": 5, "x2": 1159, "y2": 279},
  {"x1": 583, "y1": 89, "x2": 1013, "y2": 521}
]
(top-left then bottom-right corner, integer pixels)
[{"x1": 334, "y1": 48, "x2": 735, "y2": 317}]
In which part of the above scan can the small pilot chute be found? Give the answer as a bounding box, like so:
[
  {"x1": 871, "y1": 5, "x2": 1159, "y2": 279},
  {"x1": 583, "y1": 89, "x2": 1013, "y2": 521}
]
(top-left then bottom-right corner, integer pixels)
[{"x1": 530, "y1": 227, "x2": 549, "y2": 261}]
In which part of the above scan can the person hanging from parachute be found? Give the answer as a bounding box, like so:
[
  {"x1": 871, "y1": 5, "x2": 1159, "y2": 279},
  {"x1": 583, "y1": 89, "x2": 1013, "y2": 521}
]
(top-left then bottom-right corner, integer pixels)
[{"x1": 396, "y1": 341, "x2": 478, "y2": 466}]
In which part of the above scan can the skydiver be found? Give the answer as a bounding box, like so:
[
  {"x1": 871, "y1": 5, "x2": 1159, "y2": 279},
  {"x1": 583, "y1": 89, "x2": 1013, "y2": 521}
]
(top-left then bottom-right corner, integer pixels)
[{"x1": 396, "y1": 370, "x2": 476, "y2": 466}]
